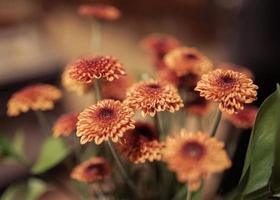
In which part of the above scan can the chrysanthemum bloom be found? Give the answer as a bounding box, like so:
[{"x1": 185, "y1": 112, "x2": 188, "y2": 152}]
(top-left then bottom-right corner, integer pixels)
[
  {"x1": 53, "y1": 113, "x2": 78, "y2": 137},
  {"x1": 78, "y1": 4, "x2": 121, "y2": 21},
  {"x1": 7, "y1": 84, "x2": 62, "y2": 116},
  {"x1": 117, "y1": 122, "x2": 164, "y2": 164},
  {"x1": 102, "y1": 75, "x2": 133, "y2": 100},
  {"x1": 68, "y1": 56, "x2": 125, "y2": 84},
  {"x1": 225, "y1": 106, "x2": 258, "y2": 129},
  {"x1": 195, "y1": 69, "x2": 258, "y2": 114},
  {"x1": 163, "y1": 131, "x2": 231, "y2": 191},
  {"x1": 62, "y1": 67, "x2": 92, "y2": 95},
  {"x1": 125, "y1": 79, "x2": 184, "y2": 117},
  {"x1": 76, "y1": 99, "x2": 135, "y2": 144},
  {"x1": 164, "y1": 47, "x2": 213, "y2": 77},
  {"x1": 186, "y1": 92, "x2": 210, "y2": 116},
  {"x1": 71, "y1": 157, "x2": 111, "y2": 183},
  {"x1": 219, "y1": 62, "x2": 254, "y2": 80},
  {"x1": 141, "y1": 34, "x2": 181, "y2": 69}
]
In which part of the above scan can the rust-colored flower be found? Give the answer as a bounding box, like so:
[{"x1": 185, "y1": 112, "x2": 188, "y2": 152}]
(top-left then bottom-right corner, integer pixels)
[
  {"x1": 78, "y1": 4, "x2": 121, "y2": 21},
  {"x1": 117, "y1": 122, "x2": 164, "y2": 164},
  {"x1": 195, "y1": 69, "x2": 258, "y2": 114},
  {"x1": 71, "y1": 157, "x2": 111, "y2": 183},
  {"x1": 7, "y1": 84, "x2": 62, "y2": 116},
  {"x1": 163, "y1": 130, "x2": 231, "y2": 191},
  {"x1": 53, "y1": 113, "x2": 78, "y2": 137},
  {"x1": 62, "y1": 67, "x2": 92, "y2": 95},
  {"x1": 186, "y1": 92, "x2": 210, "y2": 116},
  {"x1": 219, "y1": 62, "x2": 254, "y2": 80},
  {"x1": 102, "y1": 75, "x2": 133, "y2": 100},
  {"x1": 68, "y1": 55, "x2": 125, "y2": 84},
  {"x1": 141, "y1": 34, "x2": 181, "y2": 69},
  {"x1": 76, "y1": 99, "x2": 135, "y2": 145},
  {"x1": 125, "y1": 79, "x2": 184, "y2": 116},
  {"x1": 164, "y1": 47, "x2": 213, "y2": 77},
  {"x1": 225, "y1": 106, "x2": 258, "y2": 129}
]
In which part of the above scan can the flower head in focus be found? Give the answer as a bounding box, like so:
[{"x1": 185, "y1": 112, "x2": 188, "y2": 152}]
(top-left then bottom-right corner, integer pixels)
[
  {"x1": 163, "y1": 130, "x2": 231, "y2": 191},
  {"x1": 125, "y1": 79, "x2": 184, "y2": 116},
  {"x1": 71, "y1": 157, "x2": 111, "y2": 183},
  {"x1": 76, "y1": 99, "x2": 135, "y2": 145},
  {"x1": 225, "y1": 106, "x2": 258, "y2": 129},
  {"x1": 195, "y1": 69, "x2": 258, "y2": 114},
  {"x1": 62, "y1": 67, "x2": 92, "y2": 95},
  {"x1": 69, "y1": 56, "x2": 125, "y2": 84},
  {"x1": 78, "y1": 4, "x2": 121, "y2": 21},
  {"x1": 53, "y1": 113, "x2": 78, "y2": 137},
  {"x1": 102, "y1": 75, "x2": 133, "y2": 100},
  {"x1": 164, "y1": 47, "x2": 213, "y2": 77},
  {"x1": 141, "y1": 34, "x2": 181, "y2": 69},
  {"x1": 7, "y1": 84, "x2": 62, "y2": 116},
  {"x1": 117, "y1": 122, "x2": 164, "y2": 163}
]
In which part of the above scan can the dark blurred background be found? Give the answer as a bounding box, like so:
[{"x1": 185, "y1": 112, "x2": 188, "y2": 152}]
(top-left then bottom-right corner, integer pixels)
[{"x1": 0, "y1": 0, "x2": 279, "y2": 198}]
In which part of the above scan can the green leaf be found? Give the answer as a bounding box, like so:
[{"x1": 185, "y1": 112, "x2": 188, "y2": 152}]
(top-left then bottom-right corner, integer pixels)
[
  {"x1": 230, "y1": 85, "x2": 280, "y2": 200},
  {"x1": 0, "y1": 183, "x2": 25, "y2": 200},
  {"x1": 271, "y1": 85, "x2": 280, "y2": 190},
  {"x1": 31, "y1": 137, "x2": 70, "y2": 174},
  {"x1": 25, "y1": 178, "x2": 47, "y2": 200},
  {"x1": 12, "y1": 131, "x2": 25, "y2": 160},
  {"x1": 0, "y1": 134, "x2": 25, "y2": 163},
  {"x1": 242, "y1": 85, "x2": 280, "y2": 195}
]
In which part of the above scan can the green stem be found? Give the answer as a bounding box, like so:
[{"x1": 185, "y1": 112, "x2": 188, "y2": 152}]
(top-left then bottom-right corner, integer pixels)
[
  {"x1": 210, "y1": 109, "x2": 222, "y2": 137},
  {"x1": 34, "y1": 111, "x2": 50, "y2": 136},
  {"x1": 186, "y1": 188, "x2": 192, "y2": 200},
  {"x1": 107, "y1": 140, "x2": 139, "y2": 198},
  {"x1": 94, "y1": 79, "x2": 102, "y2": 102},
  {"x1": 154, "y1": 113, "x2": 164, "y2": 140}
]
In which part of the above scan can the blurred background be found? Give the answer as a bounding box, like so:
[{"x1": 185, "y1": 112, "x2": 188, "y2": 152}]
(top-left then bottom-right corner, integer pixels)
[{"x1": 0, "y1": 0, "x2": 279, "y2": 199}]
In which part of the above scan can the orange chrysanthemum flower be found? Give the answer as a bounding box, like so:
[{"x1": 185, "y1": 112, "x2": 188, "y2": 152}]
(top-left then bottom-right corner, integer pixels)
[
  {"x1": 71, "y1": 157, "x2": 111, "y2": 183},
  {"x1": 164, "y1": 47, "x2": 213, "y2": 77},
  {"x1": 163, "y1": 130, "x2": 231, "y2": 191},
  {"x1": 125, "y1": 79, "x2": 184, "y2": 117},
  {"x1": 102, "y1": 75, "x2": 133, "y2": 100},
  {"x1": 225, "y1": 106, "x2": 258, "y2": 129},
  {"x1": 78, "y1": 4, "x2": 121, "y2": 21},
  {"x1": 195, "y1": 69, "x2": 258, "y2": 114},
  {"x1": 117, "y1": 122, "x2": 164, "y2": 164},
  {"x1": 53, "y1": 113, "x2": 78, "y2": 137},
  {"x1": 76, "y1": 99, "x2": 135, "y2": 145},
  {"x1": 62, "y1": 67, "x2": 92, "y2": 95},
  {"x1": 7, "y1": 84, "x2": 62, "y2": 116},
  {"x1": 68, "y1": 56, "x2": 125, "y2": 84},
  {"x1": 141, "y1": 34, "x2": 181, "y2": 69}
]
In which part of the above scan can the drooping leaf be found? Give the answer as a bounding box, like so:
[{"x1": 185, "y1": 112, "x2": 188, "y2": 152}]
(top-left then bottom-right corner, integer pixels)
[
  {"x1": 242, "y1": 85, "x2": 280, "y2": 195},
  {"x1": 229, "y1": 85, "x2": 280, "y2": 199},
  {"x1": 31, "y1": 137, "x2": 70, "y2": 174},
  {"x1": 25, "y1": 178, "x2": 47, "y2": 200}
]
